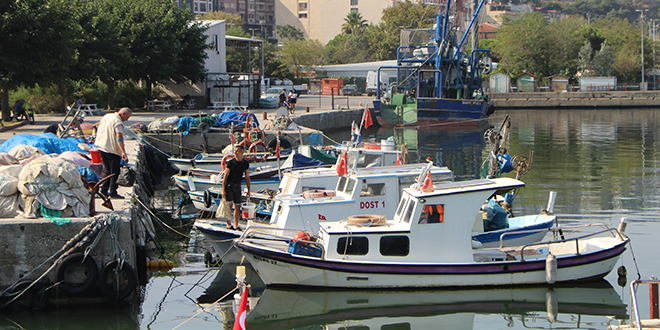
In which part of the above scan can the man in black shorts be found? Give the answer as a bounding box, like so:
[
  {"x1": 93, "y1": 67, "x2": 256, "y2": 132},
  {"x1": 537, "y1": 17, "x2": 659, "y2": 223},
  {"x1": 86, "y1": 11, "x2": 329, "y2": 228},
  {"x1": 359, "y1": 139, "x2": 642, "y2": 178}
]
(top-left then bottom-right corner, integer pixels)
[{"x1": 222, "y1": 145, "x2": 251, "y2": 230}]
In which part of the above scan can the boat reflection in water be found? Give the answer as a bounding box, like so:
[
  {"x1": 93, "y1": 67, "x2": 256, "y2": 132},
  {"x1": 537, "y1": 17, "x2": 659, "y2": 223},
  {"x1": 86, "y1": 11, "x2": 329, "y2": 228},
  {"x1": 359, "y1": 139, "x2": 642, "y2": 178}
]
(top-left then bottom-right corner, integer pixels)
[{"x1": 245, "y1": 280, "x2": 626, "y2": 330}]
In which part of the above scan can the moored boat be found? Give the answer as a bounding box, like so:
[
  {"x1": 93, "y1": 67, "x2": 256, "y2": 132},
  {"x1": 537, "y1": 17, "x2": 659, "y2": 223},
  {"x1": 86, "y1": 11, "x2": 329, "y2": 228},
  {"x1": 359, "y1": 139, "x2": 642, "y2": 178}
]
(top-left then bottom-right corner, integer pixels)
[{"x1": 235, "y1": 177, "x2": 629, "y2": 288}]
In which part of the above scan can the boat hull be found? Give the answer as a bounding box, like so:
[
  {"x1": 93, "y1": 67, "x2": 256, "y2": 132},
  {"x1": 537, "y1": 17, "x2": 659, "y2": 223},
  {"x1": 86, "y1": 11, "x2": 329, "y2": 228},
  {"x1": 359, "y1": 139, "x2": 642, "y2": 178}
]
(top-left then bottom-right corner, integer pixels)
[
  {"x1": 236, "y1": 239, "x2": 627, "y2": 288},
  {"x1": 195, "y1": 220, "x2": 243, "y2": 263},
  {"x1": 375, "y1": 98, "x2": 491, "y2": 127}
]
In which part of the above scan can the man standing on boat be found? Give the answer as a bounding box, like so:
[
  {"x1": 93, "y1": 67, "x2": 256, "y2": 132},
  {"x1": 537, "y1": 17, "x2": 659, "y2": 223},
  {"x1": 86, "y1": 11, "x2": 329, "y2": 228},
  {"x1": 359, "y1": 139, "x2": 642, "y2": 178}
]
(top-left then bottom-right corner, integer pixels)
[
  {"x1": 96, "y1": 107, "x2": 132, "y2": 199},
  {"x1": 222, "y1": 145, "x2": 251, "y2": 230}
]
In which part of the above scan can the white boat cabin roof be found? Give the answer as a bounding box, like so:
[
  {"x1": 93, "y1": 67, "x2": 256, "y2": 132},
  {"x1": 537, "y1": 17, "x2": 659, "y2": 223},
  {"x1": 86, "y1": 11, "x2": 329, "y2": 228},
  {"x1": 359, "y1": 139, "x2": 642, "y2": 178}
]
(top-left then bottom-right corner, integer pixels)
[
  {"x1": 318, "y1": 177, "x2": 525, "y2": 264},
  {"x1": 270, "y1": 165, "x2": 454, "y2": 232}
]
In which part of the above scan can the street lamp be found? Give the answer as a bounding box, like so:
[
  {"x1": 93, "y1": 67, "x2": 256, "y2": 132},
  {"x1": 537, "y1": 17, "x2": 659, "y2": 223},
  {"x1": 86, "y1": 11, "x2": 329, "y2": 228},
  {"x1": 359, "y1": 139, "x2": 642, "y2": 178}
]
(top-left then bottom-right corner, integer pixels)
[{"x1": 637, "y1": 9, "x2": 649, "y2": 90}]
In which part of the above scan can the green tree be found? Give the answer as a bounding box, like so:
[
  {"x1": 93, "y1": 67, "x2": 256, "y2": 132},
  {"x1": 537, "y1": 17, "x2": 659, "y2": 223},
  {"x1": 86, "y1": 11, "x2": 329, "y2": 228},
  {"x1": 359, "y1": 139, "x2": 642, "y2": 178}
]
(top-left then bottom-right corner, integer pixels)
[
  {"x1": 367, "y1": 1, "x2": 436, "y2": 60},
  {"x1": 577, "y1": 41, "x2": 594, "y2": 76},
  {"x1": 198, "y1": 11, "x2": 244, "y2": 27},
  {"x1": 493, "y1": 12, "x2": 552, "y2": 77},
  {"x1": 281, "y1": 39, "x2": 325, "y2": 78},
  {"x1": 614, "y1": 47, "x2": 641, "y2": 82},
  {"x1": 342, "y1": 11, "x2": 367, "y2": 35},
  {"x1": 0, "y1": 0, "x2": 77, "y2": 120},
  {"x1": 276, "y1": 24, "x2": 304, "y2": 41},
  {"x1": 326, "y1": 33, "x2": 372, "y2": 64},
  {"x1": 592, "y1": 42, "x2": 615, "y2": 76}
]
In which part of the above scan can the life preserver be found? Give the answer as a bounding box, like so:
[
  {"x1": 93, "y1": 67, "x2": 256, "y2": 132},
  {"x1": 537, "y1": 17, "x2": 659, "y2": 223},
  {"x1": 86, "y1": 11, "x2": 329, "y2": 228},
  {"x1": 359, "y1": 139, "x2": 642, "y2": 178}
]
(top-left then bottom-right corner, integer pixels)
[
  {"x1": 98, "y1": 259, "x2": 138, "y2": 300},
  {"x1": 56, "y1": 253, "x2": 98, "y2": 295},
  {"x1": 302, "y1": 189, "x2": 336, "y2": 199},
  {"x1": 221, "y1": 155, "x2": 233, "y2": 171},
  {"x1": 347, "y1": 214, "x2": 386, "y2": 226},
  {"x1": 203, "y1": 189, "x2": 213, "y2": 208},
  {"x1": 248, "y1": 141, "x2": 268, "y2": 162},
  {"x1": 6, "y1": 279, "x2": 50, "y2": 311}
]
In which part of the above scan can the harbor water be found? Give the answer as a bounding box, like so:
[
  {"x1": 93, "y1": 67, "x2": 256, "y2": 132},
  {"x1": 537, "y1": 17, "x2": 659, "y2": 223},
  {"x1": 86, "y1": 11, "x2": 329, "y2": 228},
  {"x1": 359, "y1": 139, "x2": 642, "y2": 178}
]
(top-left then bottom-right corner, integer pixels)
[{"x1": 2, "y1": 108, "x2": 660, "y2": 329}]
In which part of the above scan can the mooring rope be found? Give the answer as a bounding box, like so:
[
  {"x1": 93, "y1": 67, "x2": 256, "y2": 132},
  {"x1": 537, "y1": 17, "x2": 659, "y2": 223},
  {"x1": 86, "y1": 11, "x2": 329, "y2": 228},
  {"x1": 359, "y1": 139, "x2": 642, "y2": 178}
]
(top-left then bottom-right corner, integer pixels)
[{"x1": 170, "y1": 284, "x2": 240, "y2": 330}]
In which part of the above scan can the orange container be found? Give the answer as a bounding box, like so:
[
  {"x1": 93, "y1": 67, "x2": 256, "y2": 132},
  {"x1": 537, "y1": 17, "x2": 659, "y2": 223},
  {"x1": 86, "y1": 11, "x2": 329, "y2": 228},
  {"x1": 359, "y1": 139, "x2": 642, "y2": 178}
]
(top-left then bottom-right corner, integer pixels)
[
  {"x1": 322, "y1": 78, "x2": 344, "y2": 95},
  {"x1": 90, "y1": 149, "x2": 102, "y2": 163}
]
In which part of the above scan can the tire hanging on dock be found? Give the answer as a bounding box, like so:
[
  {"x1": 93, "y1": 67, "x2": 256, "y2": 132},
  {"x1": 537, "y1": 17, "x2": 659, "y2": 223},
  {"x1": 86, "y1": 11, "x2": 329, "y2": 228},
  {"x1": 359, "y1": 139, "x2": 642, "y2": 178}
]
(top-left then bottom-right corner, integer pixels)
[
  {"x1": 204, "y1": 189, "x2": 213, "y2": 209},
  {"x1": 56, "y1": 253, "x2": 99, "y2": 295},
  {"x1": 98, "y1": 259, "x2": 138, "y2": 300},
  {"x1": 5, "y1": 279, "x2": 49, "y2": 311}
]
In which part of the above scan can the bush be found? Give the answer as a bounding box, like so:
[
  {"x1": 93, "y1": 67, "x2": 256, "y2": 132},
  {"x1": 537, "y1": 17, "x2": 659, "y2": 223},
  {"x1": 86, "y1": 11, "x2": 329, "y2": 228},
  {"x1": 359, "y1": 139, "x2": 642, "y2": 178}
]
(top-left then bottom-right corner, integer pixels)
[{"x1": 115, "y1": 81, "x2": 147, "y2": 109}]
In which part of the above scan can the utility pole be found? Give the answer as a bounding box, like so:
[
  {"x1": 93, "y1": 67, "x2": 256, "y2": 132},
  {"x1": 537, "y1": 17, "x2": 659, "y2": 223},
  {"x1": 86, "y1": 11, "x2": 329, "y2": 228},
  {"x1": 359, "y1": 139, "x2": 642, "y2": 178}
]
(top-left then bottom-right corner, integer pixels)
[{"x1": 636, "y1": 9, "x2": 649, "y2": 90}]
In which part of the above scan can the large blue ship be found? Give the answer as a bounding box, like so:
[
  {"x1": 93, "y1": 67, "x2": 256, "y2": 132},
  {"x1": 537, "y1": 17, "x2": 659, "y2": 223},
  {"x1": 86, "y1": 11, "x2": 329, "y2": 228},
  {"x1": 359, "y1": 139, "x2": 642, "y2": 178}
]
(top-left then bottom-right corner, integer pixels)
[{"x1": 374, "y1": 0, "x2": 494, "y2": 126}]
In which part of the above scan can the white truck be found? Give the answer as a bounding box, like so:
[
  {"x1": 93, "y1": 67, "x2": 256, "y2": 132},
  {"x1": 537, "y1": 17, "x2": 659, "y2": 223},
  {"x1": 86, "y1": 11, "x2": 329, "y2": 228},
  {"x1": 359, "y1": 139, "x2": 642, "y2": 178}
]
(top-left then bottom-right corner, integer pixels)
[{"x1": 366, "y1": 71, "x2": 390, "y2": 96}]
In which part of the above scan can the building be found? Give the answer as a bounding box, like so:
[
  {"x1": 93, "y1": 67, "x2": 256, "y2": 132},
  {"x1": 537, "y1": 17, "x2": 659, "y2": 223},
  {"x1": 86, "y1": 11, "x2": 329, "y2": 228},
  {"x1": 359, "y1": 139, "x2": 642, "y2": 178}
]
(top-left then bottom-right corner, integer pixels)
[
  {"x1": 515, "y1": 72, "x2": 537, "y2": 92},
  {"x1": 548, "y1": 74, "x2": 569, "y2": 92},
  {"x1": 489, "y1": 73, "x2": 510, "y2": 93},
  {"x1": 160, "y1": 20, "x2": 264, "y2": 108},
  {"x1": 478, "y1": 22, "x2": 499, "y2": 40},
  {"x1": 176, "y1": 0, "x2": 275, "y2": 38},
  {"x1": 276, "y1": 0, "x2": 396, "y2": 44}
]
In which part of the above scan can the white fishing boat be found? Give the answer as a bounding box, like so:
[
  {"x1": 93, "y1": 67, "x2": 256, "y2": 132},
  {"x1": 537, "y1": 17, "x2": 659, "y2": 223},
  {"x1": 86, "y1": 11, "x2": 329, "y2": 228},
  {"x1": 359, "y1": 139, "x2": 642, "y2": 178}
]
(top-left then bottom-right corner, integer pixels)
[
  {"x1": 246, "y1": 281, "x2": 626, "y2": 329},
  {"x1": 194, "y1": 163, "x2": 454, "y2": 263},
  {"x1": 235, "y1": 177, "x2": 629, "y2": 288}
]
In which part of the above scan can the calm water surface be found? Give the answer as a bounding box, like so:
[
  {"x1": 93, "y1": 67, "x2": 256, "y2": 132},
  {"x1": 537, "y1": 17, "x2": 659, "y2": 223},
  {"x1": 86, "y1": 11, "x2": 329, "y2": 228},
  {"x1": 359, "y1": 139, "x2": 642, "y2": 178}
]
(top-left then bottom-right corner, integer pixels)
[{"x1": 2, "y1": 108, "x2": 660, "y2": 330}]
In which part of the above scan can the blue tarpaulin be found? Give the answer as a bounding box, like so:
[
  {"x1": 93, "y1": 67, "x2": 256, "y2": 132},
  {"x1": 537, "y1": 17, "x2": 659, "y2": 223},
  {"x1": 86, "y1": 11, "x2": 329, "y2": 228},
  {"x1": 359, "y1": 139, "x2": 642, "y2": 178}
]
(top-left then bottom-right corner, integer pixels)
[
  {"x1": 214, "y1": 111, "x2": 259, "y2": 128},
  {"x1": 292, "y1": 153, "x2": 324, "y2": 169},
  {"x1": 0, "y1": 133, "x2": 85, "y2": 154},
  {"x1": 177, "y1": 116, "x2": 195, "y2": 135}
]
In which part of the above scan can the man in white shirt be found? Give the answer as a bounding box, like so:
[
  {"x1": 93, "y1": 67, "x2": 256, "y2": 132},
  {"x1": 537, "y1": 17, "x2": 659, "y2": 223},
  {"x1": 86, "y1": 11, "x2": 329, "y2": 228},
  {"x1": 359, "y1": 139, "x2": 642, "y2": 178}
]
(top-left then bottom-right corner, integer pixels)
[{"x1": 96, "y1": 107, "x2": 132, "y2": 199}]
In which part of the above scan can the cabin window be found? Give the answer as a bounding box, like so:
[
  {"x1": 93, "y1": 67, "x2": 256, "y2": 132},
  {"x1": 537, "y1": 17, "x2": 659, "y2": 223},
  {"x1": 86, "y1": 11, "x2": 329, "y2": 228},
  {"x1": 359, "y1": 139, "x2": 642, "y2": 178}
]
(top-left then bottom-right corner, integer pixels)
[
  {"x1": 400, "y1": 199, "x2": 415, "y2": 223},
  {"x1": 395, "y1": 196, "x2": 408, "y2": 217},
  {"x1": 419, "y1": 204, "x2": 444, "y2": 224},
  {"x1": 380, "y1": 236, "x2": 409, "y2": 256},
  {"x1": 345, "y1": 178, "x2": 357, "y2": 195},
  {"x1": 360, "y1": 183, "x2": 386, "y2": 196},
  {"x1": 302, "y1": 186, "x2": 325, "y2": 192},
  {"x1": 337, "y1": 236, "x2": 369, "y2": 255},
  {"x1": 337, "y1": 176, "x2": 348, "y2": 192}
]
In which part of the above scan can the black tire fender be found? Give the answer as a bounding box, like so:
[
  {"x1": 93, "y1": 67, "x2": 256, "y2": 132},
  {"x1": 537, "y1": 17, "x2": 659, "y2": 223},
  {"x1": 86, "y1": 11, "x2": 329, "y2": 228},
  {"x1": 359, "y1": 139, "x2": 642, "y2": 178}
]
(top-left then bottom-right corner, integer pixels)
[
  {"x1": 267, "y1": 138, "x2": 292, "y2": 152},
  {"x1": 56, "y1": 253, "x2": 98, "y2": 295},
  {"x1": 98, "y1": 259, "x2": 138, "y2": 300},
  {"x1": 5, "y1": 279, "x2": 49, "y2": 311},
  {"x1": 204, "y1": 189, "x2": 213, "y2": 208}
]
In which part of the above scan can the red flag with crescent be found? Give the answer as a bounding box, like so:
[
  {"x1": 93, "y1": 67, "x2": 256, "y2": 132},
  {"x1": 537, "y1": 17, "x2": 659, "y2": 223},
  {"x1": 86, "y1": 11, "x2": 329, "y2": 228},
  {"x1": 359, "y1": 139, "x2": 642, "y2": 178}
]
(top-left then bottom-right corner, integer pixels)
[{"x1": 233, "y1": 288, "x2": 249, "y2": 330}]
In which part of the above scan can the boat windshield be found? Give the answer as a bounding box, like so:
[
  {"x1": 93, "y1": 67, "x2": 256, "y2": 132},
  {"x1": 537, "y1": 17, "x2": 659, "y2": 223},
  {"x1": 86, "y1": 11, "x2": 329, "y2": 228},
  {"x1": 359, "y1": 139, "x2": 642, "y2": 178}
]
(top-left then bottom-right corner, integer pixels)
[
  {"x1": 345, "y1": 178, "x2": 357, "y2": 195},
  {"x1": 336, "y1": 176, "x2": 348, "y2": 192},
  {"x1": 401, "y1": 198, "x2": 416, "y2": 224},
  {"x1": 395, "y1": 195, "x2": 408, "y2": 218}
]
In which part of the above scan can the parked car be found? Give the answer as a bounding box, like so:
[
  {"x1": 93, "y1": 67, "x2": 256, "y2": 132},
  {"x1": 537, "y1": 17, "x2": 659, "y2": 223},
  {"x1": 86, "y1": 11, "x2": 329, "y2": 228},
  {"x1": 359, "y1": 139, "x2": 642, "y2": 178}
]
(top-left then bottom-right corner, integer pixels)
[{"x1": 342, "y1": 84, "x2": 361, "y2": 96}]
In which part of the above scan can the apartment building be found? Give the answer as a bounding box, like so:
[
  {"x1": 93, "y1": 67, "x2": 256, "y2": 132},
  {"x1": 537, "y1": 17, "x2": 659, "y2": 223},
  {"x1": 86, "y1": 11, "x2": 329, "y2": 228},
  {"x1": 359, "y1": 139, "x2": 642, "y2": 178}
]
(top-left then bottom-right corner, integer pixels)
[
  {"x1": 276, "y1": 0, "x2": 395, "y2": 44},
  {"x1": 177, "y1": 0, "x2": 276, "y2": 38}
]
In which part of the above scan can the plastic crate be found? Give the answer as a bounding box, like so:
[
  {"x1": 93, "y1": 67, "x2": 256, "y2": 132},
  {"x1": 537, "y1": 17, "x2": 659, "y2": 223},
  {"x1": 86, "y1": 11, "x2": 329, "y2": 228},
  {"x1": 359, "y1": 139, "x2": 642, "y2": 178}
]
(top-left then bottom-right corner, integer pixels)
[{"x1": 288, "y1": 241, "x2": 322, "y2": 258}]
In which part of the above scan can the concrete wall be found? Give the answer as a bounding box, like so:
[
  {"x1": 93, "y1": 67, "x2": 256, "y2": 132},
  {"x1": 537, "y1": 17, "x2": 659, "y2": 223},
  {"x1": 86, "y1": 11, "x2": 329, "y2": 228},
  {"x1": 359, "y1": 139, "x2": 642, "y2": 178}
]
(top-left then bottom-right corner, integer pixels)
[
  {"x1": 0, "y1": 216, "x2": 136, "y2": 305},
  {"x1": 489, "y1": 91, "x2": 660, "y2": 108}
]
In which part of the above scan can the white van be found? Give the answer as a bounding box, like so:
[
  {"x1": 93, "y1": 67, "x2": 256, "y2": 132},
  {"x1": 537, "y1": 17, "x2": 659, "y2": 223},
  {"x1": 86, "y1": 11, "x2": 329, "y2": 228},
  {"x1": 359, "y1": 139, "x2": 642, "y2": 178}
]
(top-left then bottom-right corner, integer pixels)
[{"x1": 366, "y1": 71, "x2": 390, "y2": 96}]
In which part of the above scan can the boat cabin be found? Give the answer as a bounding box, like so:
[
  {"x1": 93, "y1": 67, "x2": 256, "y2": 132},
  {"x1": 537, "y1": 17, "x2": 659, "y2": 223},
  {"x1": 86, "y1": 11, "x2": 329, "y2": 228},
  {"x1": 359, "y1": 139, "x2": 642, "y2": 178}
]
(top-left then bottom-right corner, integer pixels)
[
  {"x1": 319, "y1": 178, "x2": 525, "y2": 264},
  {"x1": 265, "y1": 164, "x2": 454, "y2": 233}
]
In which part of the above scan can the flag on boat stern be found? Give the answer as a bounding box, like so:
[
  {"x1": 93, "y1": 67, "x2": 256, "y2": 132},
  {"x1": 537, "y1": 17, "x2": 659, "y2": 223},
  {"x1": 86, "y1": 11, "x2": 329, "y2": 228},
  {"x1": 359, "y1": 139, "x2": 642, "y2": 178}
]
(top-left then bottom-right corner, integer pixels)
[
  {"x1": 422, "y1": 171, "x2": 434, "y2": 192},
  {"x1": 363, "y1": 107, "x2": 373, "y2": 129},
  {"x1": 233, "y1": 288, "x2": 249, "y2": 330}
]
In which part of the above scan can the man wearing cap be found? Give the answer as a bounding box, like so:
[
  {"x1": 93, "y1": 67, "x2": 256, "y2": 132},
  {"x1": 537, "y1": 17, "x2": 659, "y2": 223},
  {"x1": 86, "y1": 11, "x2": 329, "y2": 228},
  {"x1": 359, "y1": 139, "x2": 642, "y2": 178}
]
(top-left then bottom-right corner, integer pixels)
[{"x1": 96, "y1": 107, "x2": 132, "y2": 199}]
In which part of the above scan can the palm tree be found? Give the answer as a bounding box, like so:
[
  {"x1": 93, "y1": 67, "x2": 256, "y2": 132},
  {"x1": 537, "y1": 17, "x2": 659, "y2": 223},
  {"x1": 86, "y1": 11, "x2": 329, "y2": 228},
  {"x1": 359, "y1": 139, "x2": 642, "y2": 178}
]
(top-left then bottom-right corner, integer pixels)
[{"x1": 342, "y1": 11, "x2": 367, "y2": 35}]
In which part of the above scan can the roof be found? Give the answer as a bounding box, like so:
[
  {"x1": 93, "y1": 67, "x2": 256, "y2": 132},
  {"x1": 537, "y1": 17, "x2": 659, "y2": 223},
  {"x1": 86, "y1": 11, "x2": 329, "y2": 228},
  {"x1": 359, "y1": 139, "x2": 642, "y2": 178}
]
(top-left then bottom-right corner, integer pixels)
[{"x1": 515, "y1": 72, "x2": 538, "y2": 79}]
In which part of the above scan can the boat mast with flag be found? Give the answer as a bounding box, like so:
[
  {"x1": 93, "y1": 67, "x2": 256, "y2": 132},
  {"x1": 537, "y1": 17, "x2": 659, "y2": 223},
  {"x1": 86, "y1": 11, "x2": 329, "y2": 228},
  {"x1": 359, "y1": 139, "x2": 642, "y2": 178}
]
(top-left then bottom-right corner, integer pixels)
[{"x1": 373, "y1": 0, "x2": 495, "y2": 127}]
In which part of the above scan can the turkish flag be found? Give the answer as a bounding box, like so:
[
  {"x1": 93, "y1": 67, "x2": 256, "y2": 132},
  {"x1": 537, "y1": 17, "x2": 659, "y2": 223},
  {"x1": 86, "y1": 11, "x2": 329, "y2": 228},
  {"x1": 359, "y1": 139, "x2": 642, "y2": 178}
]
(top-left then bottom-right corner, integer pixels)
[
  {"x1": 396, "y1": 154, "x2": 402, "y2": 165},
  {"x1": 275, "y1": 135, "x2": 280, "y2": 159},
  {"x1": 336, "y1": 157, "x2": 347, "y2": 176},
  {"x1": 422, "y1": 172, "x2": 434, "y2": 192},
  {"x1": 233, "y1": 288, "x2": 249, "y2": 330},
  {"x1": 363, "y1": 108, "x2": 373, "y2": 129},
  {"x1": 318, "y1": 214, "x2": 327, "y2": 221}
]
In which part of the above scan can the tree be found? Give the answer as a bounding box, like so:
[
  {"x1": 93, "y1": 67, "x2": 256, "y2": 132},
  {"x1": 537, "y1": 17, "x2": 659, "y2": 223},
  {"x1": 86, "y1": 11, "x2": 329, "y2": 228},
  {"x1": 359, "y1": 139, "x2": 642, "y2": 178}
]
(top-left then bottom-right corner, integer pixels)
[
  {"x1": 276, "y1": 24, "x2": 304, "y2": 41},
  {"x1": 367, "y1": 1, "x2": 436, "y2": 60},
  {"x1": 592, "y1": 43, "x2": 615, "y2": 76},
  {"x1": 577, "y1": 41, "x2": 594, "y2": 76},
  {"x1": 342, "y1": 11, "x2": 367, "y2": 35},
  {"x1": 0, "y1": 0, "x2": 78, "y2": 120},
  {"x1": 493, "y1": 12, "x2": 552, "y2": 77},
  {"x1": 198, "y1": 11, "x2": 243, "y2": 27},
  {"x1": 614, "y1": 47, "x2": 641, "y2": 82},
  {"x1": 281, "y1": 39, "x2": 325, "y2": 78},
  {"x1": 326, "y1": 33, "x2": 372, "y2": 64}
]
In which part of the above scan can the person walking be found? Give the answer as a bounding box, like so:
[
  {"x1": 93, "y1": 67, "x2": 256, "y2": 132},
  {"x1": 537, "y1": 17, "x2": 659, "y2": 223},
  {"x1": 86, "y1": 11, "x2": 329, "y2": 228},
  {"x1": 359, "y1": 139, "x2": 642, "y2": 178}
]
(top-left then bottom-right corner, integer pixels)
[
  {"x1": 222, "y1": 145, "x2": 251, "y2": 230},
  {"x1": 95, "y1": 107, "x2": 132, "y2": 199},
  {"x1": 288, "y1": 89, "x2": 297, "y2": 114},
  {"x1": 278, "y1": 89, "x2": 287, "y2": 107}
]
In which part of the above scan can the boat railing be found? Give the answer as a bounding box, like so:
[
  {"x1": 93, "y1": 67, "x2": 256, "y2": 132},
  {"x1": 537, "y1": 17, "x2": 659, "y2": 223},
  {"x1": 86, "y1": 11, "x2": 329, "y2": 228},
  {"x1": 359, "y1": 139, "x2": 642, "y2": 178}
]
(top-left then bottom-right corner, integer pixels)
[
  {"x1": 628, "y1": 278, "x2": 660, "y2": 330},
  {"x1": 518, "y1": 225, "x2": 626, "y2": 262},
  {"x1": 239, "y1": 225, "x2": 326, "y2": 255},
  {"x1": 496, "y1": 222, "x2": 612, "y2": 248}
]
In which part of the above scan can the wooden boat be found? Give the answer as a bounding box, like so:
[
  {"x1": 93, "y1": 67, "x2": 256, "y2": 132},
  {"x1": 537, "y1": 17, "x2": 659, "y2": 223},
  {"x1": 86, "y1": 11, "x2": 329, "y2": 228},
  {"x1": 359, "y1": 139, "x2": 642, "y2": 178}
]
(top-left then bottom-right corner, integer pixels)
[
  {"x1": 246, "y1": 281, "x2": 627, "y2": 329},
  {"x1": 235, "y1": 177, "x2": 629, "y2": 288}
]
